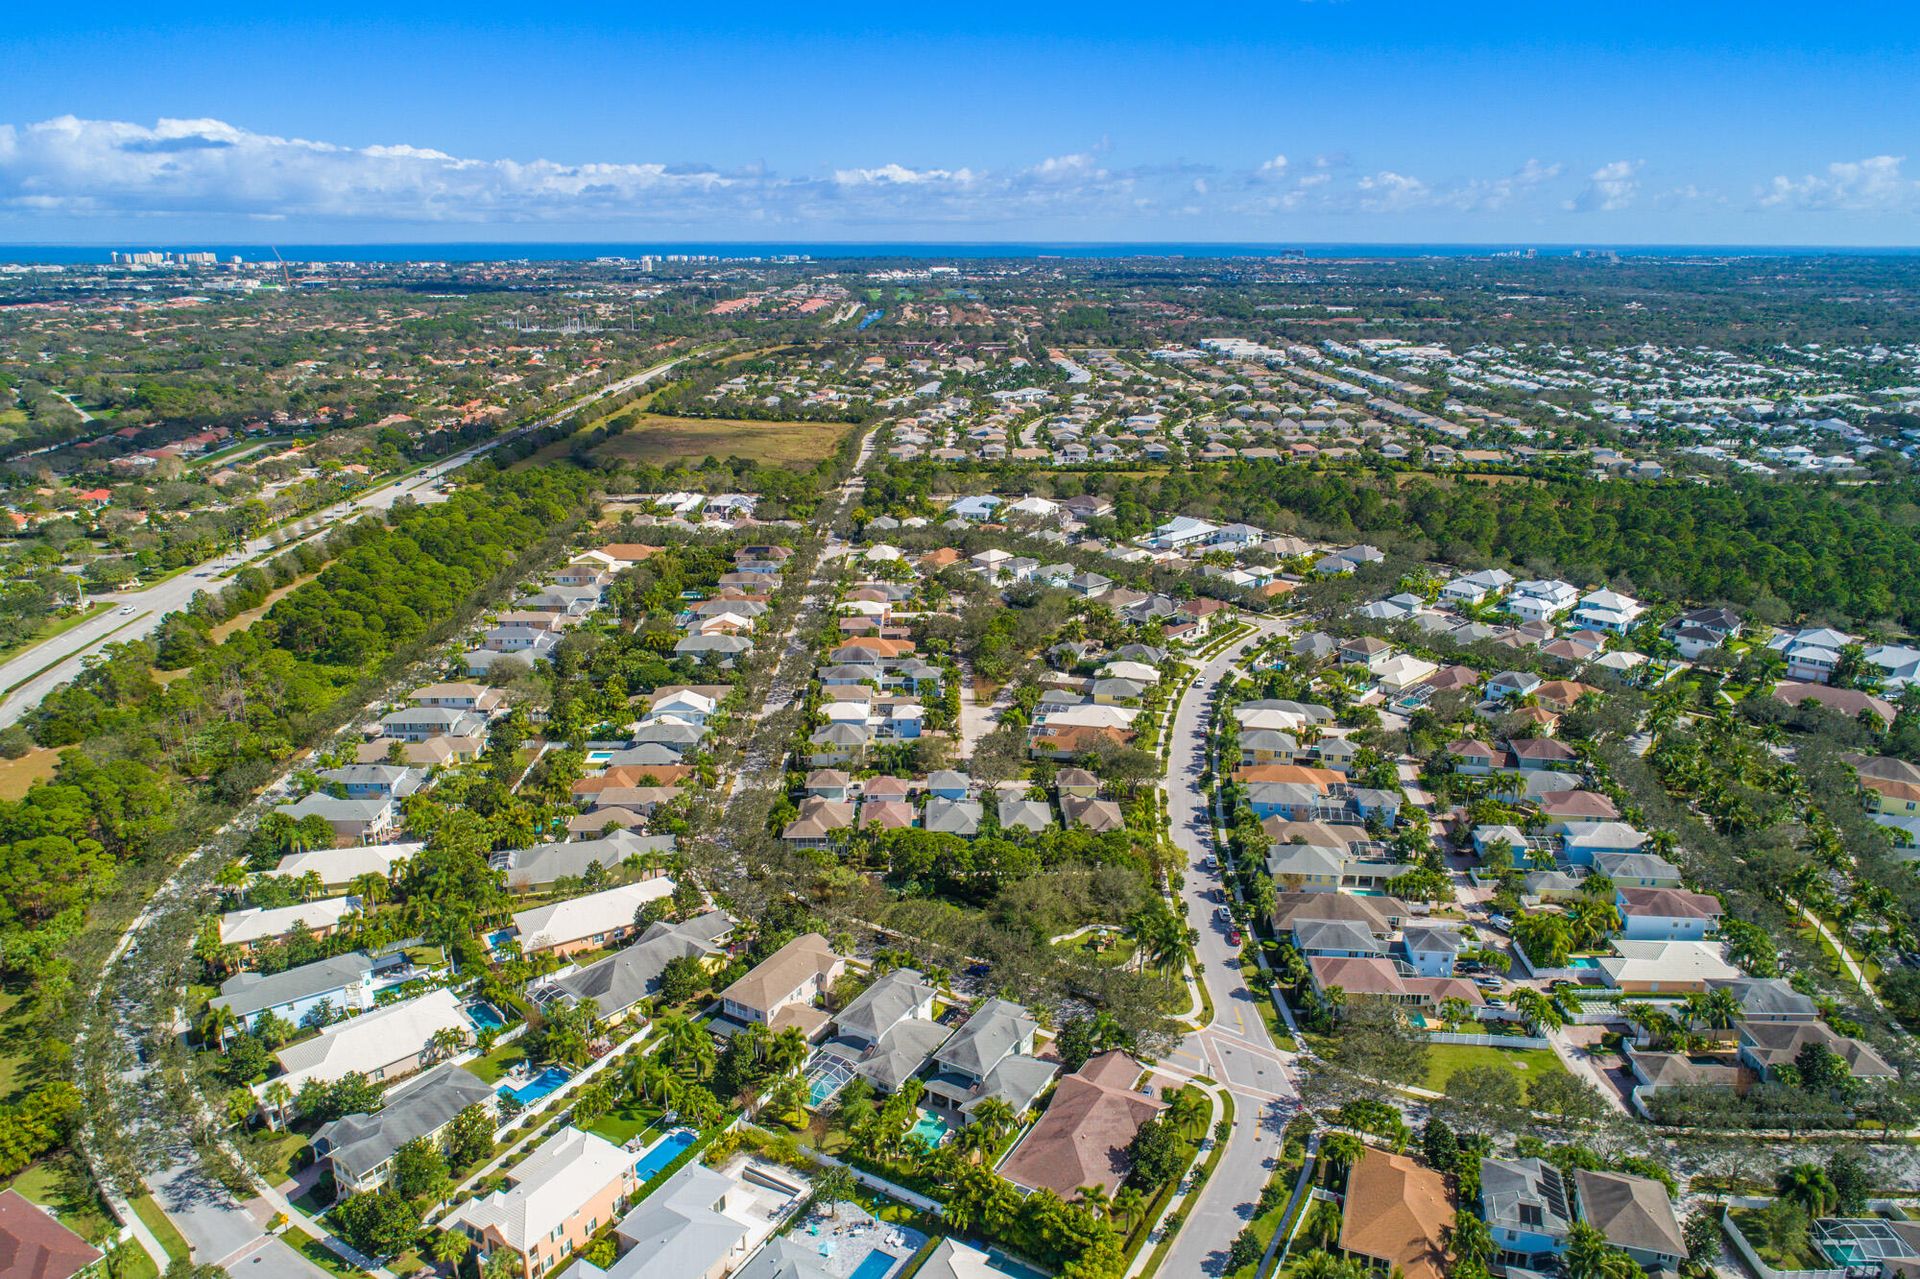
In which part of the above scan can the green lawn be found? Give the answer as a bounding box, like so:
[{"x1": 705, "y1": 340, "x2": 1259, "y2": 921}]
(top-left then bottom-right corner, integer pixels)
[
  {"x1": 1423, "y1": 1042, "x2": 1569, "y2": 1092},
  {"x1": 283, "y1": 1227, "x2": 366, "y2": 1278},
  {"x1": 1226, "y1": 1164, "x2": 1304, "y2": 1279},
  {"x1": 239, "y1": 1127, "x2": 311, "y2": 1187},
  {"x1": 1730, "y1": 1208, "x2": 1829, "y2": 1270},
  {"x1": 584, "y1": 1102, "x2": 664, "y2": 1148},
  {"x1": 131, "y1": 1192, "x2": 191, "y2": 1262},
  {"x1": 1051, "y1": 930, "x2": 1138, "y2": 968},
  {"x1": 467, "y1": 1039, "x2": 529, "y2": 1084},
  {"x1": 4, "y1": 1154, "x2": 116, "y2": 1244}
]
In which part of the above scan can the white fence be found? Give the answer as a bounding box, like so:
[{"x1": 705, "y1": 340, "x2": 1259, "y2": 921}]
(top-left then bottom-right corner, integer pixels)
[{"x1": 1426, "y1": 1031, "x2": 1553, "y2": 1050}]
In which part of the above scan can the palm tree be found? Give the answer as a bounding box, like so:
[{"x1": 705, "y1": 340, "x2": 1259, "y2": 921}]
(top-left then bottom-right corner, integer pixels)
[
  {"x1": 1448, "y1": 1210, "x2": 1494, "y2": 1269},
  {"x1": 767, "y1": 1070, "x2": 811, "y2": 1129},
  {"x1": 349, "y1": 871, "x2": 391, "y2": 908},
  {"x1": 1565, "y1": 1223, "x2": 1645, "y2": 1279},
  {"x1": 1078, "y1": 1183, "x2": 1113, "y2": 1219},
  {"x1": 1320, "y1": 1132, "x2": 1365, "y2": 1186},
  {"x1": 971, "y1": 1096, "x2": 1018, "y2": 1147},
  {"x1": 262, "y1": 1080, "x2": 293, "y2": 1129},
  {"x1": 200, "y1": 1003, "x2": 240, "y2": 1051},
  {"x1": 1775, "y1": 1163, "x2": 1839, "y2": 1218},
  {"x1": 1112, "y1": 1185, "x2": 1148, "y2": 1232},
  {"x1": 431, "y1": 1229, "x2": 470, "y2": 1268},
  {"x1": 769, "y1": 1025, "x2": 810, "y2": 1076},
  {"x1": 1510, "y1": 988, "x2": 1564, "y2": 1033},
  {"x1": 1166, "y1": 1088, "x2": 1210, "y2": 1140}
]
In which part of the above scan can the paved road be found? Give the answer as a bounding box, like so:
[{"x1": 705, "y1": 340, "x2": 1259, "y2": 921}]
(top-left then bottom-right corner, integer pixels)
[
  {"x1": 0, "y1": 360, "x2": 681, "y2": 728},
  {"x1": 1159, "y1": 618, "x2": 1300, "y2": 1278}
]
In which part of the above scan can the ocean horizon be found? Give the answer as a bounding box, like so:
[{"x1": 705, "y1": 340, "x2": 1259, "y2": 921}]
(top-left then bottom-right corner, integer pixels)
[{"x1": 3, "y1": 240, "x2": 1919, "y2": 266}]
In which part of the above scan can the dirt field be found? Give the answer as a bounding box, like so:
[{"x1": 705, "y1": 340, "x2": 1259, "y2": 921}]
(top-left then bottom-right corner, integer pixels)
[
  {"x1": 0, "y1": 748, "x2": 60, "y2": 800},
  {"x1": 590, "y1": 414, "x2": 855, "y2": 470}
]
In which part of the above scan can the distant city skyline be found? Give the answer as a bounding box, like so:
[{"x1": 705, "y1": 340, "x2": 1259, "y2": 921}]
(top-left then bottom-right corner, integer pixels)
[{"x1": 3, "y1": 0, "x2": 1917, "y2": 245}]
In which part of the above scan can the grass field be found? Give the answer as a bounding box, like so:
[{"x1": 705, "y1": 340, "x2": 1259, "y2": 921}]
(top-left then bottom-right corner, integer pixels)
[
  {"x1": 589, "y1": 413, "x2": 854, "y2": 470},
  {"x1": 0, "y1": 747, "x2": 62, "y2": 800},
  {"x1": 5, "y1": 1153, "x2": 116, "y2": 1244},
  {"x1": 132, "y1": 1191, "x2": 191, "y2": 1263},
  {"x1": 1423, "y1": 1041, "x2": 1569, "y2": 1092}
]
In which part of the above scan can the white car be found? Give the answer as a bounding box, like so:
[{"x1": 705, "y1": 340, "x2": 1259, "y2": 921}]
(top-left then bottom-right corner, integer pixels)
[{"x1": 117, "y1": 605, "x2": 135, "y2": 615}]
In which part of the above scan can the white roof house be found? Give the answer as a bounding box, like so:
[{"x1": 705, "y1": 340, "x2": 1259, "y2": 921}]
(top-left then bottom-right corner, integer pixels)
[
  {"x1": 451, "y1": 1127, "x2": 636, "y2": 1261},
  {"x1": 273, "y1": 842, "x2": 420, "y2": 887},
  {"x1": 512, "y1": 880, "x2": 674, "y2": 954},
  {"x1": 220, "y1": 895, "x2": 360, "y2": 947},
  {"x1": 1598, "y1": 940, "x2": 1740, "y2": 992},
  {"x1": 1373, "y1": 653, "x2": 1440, "y2": 692},
  {"x1": 1147, "y1": 515, "x2": 1220, "y2": 549},
  {"x1": 263, "y1": 987, "x2": 470, "y2": 1095}
]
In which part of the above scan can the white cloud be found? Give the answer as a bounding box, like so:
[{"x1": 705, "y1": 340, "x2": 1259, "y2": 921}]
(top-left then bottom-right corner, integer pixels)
[
  {"x1": 1567, "y1": 159, "x2": 1641, "y2": 212},
  {"x1": 1758, "y1": 155, "x2": 1916, "y2": 212},
  {"x1": 1256, "y1": 154, "x2": 1289, "y2": 179},
  {"x1": 1355, "y1": 170, "x2": 1432, "y2": 213},
  {"x1": 831, "y1": 163, "x2": 975, "y2": 187}
]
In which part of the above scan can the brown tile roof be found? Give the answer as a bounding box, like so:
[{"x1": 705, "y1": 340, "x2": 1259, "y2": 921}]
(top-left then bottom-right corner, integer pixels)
[
  {"x1": 0, "y1": 1190, "x2": 102, "y2": 1279},
  {"x1": 1618, "y1": 887, "x2": 1722, "y2": 920},
  {"x1": 1233, "y1": 764, "x2": 1344, "y2": 789},
  {"x1": 999, "y1": 1052, "x2": 1165, "y2": 1199},
  {"x1": 1338, "y1": 1149, "x2": 1452, "y2": 1279}
]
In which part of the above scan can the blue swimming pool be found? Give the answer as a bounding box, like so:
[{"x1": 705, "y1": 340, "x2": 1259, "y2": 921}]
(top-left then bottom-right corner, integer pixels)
[
  {"x1": 466, "y1": 1001, "x2": 506, "y2": 1031},
  {"x1": 635, "y1": 1128, "x2": 697, "y2": 1180},
  {"x1": 498, "y1": 1066, "x2": 569, "y2": 1106},
  {"x1": 1568, "y1": 956, "x2": 1603, "y2": 970},
  {"x1": 850, "y1": 1251, "x2": 899, "y2": 1279},
  {"x1": 907, "y1": 1110, "x2": 949, "y2": 1148}
]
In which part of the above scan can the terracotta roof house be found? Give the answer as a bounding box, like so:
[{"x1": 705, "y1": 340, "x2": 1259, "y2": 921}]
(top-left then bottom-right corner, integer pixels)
[
  {"x1": 0, "y1": 1189, "x2": 102, "y2": 1279},
  {"x1": 1339, "y1": 1148, "x2": 1453, "y2": 1279},
  {"x1": 1000, "y1": 1051, "x2": 1165, "y2": 1199}
]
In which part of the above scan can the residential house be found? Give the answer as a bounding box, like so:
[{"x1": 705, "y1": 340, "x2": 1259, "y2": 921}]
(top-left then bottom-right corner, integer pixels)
[
  {"x1": 219, "y1": 896, "x2": 359, "y2": 953},
  {"x1": 0, "y1": 1189, "x2": 102, "y2": 1279},
  {"x1": 315, "y1": 1064, "x2": 495, "y2": 1194},
  {"x1": 1597, "y1": 940, "x2": 1740, "y2": 993},
  {"x1": 451, "y1": 1128, "x2": 639, "y2": 1279},
  {"x1": 1734, "y1": 1020, "x2": 1897, "y2": 1084},
  {"x1": 1000, "y1": 1052, "x2": 1165, "y2": 1200},
  {"x1": 210, "y1": 952, "x2": 375, "y2": 1033},
  {"x1": 1616, "y1": 887, "x2": 1722, "y2": 942},
  {"x1": 718, "y1": 933, "x2": 845, "y2": 1039},
  {"x1": 512, "y1": 880, "x2": 674, "y2": 958},
  {"x1": 545, "y1": 911, "x2": 735, "y2": 1023},
  {"x1": 274, "y1": 793, "x2": 397, "y2": 844},
  {"x1": 1339, "y1": 1148, "x2": 1454, "y2": 1279},
  {"x1": 1571, "y1": 1170, "x2": 1685, "y2": 1274},
  {"x1": 263, "y1": 987, "x2": 473, "y2": 1102},
  {"x1": 925, "y1": 998, "x2": 1059, "y2": 1124},
  {"x1": 1479, "y1": 1157, "x2": 1572, "y2": 1262},
  {"x1": 380, "y1": 706, "x2": 488, "y2": 741}
]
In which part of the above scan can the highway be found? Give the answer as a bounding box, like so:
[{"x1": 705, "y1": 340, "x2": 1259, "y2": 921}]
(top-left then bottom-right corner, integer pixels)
[
  {"x1": 0, "y1": 359, "x2": 680, "y2": 729},
  {"x1": 1159, "y1": 617, "x2": 1301, "y2": 1277}
]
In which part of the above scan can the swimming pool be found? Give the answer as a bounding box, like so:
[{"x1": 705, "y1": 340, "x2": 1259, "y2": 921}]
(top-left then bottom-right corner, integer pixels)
[
  {"x1": 850, "y1": 1251, "x2": 900, "y2": 1279},
  {"x1": 907, "y1": 1110, "x2": 949, "y2": 1147},
  {"x1": 466, "y1": 1001, "x2": 506, "y2": 1031},
  {"x1": 498, "y1": 1066, "x2": 570, "y2": 1106},
  {"x1": 586, "y1": 750, "x2": 614, "y2": 765},
  {"x1": 1568, "y1": 956, "x2": 1604, "y2": 970},
  {"x1": 634, "y1": 1128, "x2": 697, "y2": 1180}
]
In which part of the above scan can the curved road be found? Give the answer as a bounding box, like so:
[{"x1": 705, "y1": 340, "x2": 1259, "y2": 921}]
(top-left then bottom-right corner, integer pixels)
[
  {"x1": 0, "y1": 359, "x2": 682, "y2": 728},
  {"x1": 1160, "y1": 617, "x2": 1301, "y2": 1278}
]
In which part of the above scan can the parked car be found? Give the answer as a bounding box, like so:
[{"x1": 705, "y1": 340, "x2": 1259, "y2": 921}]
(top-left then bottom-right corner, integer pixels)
[{"x1": 1488, "y1": 914, "x2": 1514, "y2": 932}]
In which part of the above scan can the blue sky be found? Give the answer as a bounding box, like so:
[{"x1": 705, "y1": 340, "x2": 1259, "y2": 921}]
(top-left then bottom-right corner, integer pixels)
[{"x1": 2, "y1": 1, "x2": 1917, "y2": 245}]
